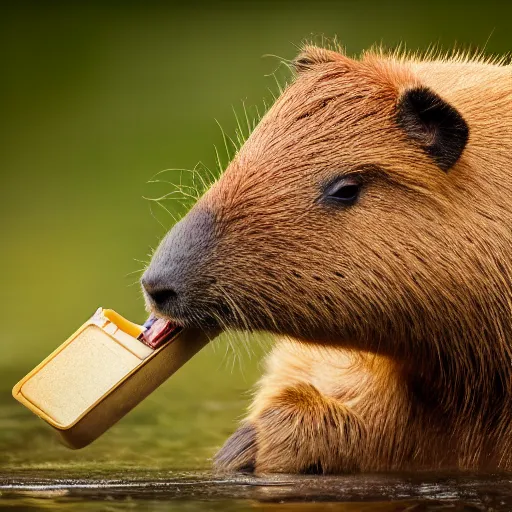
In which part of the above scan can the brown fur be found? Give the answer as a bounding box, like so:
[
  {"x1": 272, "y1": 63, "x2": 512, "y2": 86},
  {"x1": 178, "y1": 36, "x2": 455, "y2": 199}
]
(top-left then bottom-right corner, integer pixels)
[{"x1": 148, "y1": 44, "x2": 512, "y2": 472}]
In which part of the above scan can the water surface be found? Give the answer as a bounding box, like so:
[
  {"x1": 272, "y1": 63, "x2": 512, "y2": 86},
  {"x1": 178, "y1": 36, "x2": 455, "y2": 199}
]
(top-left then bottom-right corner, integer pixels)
[{"x1": 2, "y1": 469, "x2": 512, "y2": 510}]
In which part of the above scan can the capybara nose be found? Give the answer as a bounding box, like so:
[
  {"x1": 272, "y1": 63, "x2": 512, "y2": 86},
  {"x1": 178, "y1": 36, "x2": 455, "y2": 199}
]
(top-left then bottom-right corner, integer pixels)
[
  {"x1": 141, "y1": 206, "x2": 216, "y2": 320},
  {"x1": 141, "y1": 278, "x2": 178, "y2": 309}
]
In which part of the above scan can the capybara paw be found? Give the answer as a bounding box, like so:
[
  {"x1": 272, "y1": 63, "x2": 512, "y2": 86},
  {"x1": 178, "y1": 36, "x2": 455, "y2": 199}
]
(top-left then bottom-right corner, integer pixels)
[
  {"x1": 213, "y1": 422, "x2": 257, "y2": 473},
  {"x1": 215, "y1": 383, "x2": 366, "y2": 473}
]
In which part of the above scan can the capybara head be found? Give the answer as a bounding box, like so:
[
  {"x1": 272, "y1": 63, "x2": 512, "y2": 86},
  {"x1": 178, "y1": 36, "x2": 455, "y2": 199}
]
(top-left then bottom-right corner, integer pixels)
[{"x1": 142, "y1": 45, "x2": 512, "y2": 363}]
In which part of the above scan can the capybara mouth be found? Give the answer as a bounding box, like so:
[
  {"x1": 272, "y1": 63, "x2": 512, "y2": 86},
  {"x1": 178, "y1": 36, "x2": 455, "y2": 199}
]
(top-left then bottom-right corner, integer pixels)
[
  {"x1": 146, "y1": 301, "x2": 229, "y2": 332},
  {"x1": 138, "y1": 314, "x2": 183, "y2": 349}
]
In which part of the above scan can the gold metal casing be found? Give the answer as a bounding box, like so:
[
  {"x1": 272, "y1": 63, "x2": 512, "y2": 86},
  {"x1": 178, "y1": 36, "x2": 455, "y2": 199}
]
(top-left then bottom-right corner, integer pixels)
[{"x1": 12, "y1": 309, "x2": 209, "y2": 449}]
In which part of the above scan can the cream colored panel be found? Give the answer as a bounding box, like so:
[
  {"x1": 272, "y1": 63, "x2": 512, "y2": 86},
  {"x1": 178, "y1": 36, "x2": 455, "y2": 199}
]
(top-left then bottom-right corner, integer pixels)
[{"x1": 20, "y1": 325, "x2": 141, "y2": 427}]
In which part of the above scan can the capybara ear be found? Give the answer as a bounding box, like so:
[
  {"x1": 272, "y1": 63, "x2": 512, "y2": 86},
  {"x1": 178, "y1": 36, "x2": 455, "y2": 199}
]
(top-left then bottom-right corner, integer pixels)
[
  {"x1": 396, "y1": 86, "x2": 469, "y2": 171},
  {"x1": 293, "y1": 45, "x2": 353, "y2": 72}
]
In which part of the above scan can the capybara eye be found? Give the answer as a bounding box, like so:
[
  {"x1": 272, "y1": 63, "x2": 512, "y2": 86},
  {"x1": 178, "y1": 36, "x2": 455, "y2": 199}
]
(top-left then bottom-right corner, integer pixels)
[{"x1": 324, "y1": 176, "x2": 362, "y2": 206}]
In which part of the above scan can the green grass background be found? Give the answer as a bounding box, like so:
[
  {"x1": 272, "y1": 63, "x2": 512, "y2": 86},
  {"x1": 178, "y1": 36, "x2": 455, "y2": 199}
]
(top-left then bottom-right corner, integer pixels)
[{"x1": 0, "y1": 0, "x2": 510, "y2": 472}]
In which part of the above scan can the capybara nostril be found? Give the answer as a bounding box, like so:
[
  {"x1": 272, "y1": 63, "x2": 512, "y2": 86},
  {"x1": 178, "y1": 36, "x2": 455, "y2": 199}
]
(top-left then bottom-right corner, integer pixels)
[
  {"x1": 141, "y1": 275, "x2": 178, "y2": 307},
  {"x1": 147, "y1": 287, "x2": 178, "y2": 307}
]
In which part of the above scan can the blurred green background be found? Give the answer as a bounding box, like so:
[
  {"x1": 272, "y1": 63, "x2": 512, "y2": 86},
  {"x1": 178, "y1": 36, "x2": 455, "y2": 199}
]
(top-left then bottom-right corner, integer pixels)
[{"x1": 1, "y1": 0, "x2": 510, "y2": 474}]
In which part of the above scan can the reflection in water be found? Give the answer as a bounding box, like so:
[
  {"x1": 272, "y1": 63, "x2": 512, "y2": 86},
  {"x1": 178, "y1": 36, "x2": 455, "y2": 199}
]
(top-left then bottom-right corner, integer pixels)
[
  {"x1": 1, "y1": 471, "x2": 511, "y2": 511},
  {"x1": 0, "y1": 499, "x2": 487, "y2": 512}
]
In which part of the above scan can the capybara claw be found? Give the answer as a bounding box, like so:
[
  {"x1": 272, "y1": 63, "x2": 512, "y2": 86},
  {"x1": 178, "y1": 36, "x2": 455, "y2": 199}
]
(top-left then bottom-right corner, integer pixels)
[{"x1": 214, "y1": 422, "x2": 257, "y2": 473}]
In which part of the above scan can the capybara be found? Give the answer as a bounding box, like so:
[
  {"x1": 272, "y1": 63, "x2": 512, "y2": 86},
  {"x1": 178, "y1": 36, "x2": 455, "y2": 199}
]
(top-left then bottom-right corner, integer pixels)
[{"x1": 142, "y1": 44, "x2": 512, "y2": 473}]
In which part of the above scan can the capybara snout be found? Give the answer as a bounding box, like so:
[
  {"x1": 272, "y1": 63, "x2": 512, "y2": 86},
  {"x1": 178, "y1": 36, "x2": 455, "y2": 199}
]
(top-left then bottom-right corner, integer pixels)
[{"x1": 142, "y1": 206, "x2": 221, "y2": 327}]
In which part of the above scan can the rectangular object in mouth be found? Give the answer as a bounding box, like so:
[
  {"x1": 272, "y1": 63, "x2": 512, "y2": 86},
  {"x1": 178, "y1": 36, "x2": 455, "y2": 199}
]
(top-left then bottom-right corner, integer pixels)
[{"x1": 12, "y1": 308, "x2": 209, "y2": 449}]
